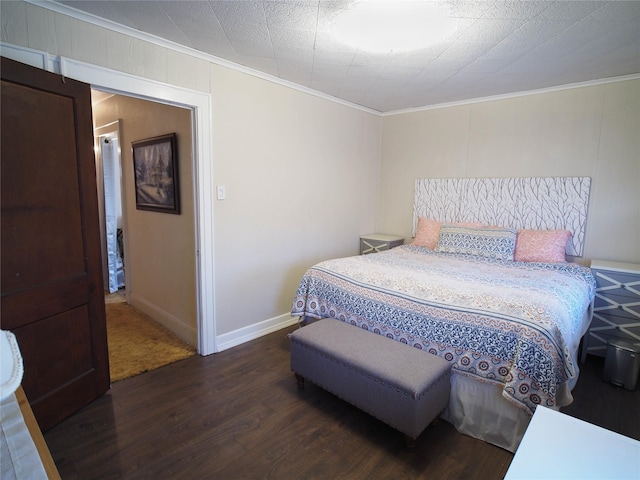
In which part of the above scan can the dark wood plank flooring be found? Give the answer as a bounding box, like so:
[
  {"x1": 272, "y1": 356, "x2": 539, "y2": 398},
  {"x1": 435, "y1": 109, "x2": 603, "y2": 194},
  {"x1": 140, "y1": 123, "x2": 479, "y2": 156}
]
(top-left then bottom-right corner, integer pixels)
[
  {"x1": 562, "y1": 353, "x2": 640, "y2": 440},
  {"x1": 44, "y1": 326, "x2": 639, "y2": 479}
]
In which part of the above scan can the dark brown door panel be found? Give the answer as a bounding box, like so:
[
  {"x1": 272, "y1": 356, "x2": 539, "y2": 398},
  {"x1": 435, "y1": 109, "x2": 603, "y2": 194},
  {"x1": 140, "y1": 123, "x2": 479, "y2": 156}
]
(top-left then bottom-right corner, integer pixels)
[{"x1": 1, "y1": 57, "x2": 109, "y2": 430}]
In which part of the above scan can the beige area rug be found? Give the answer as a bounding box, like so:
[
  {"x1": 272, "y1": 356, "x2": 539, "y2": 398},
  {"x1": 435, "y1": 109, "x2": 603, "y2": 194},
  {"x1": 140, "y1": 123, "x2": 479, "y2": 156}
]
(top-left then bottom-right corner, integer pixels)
[
  {"x1": 105, "y1": 290, "x2": 127, "y2": 305},
  {"x1": 106, "y1": 302, "x2": 196, "y2": 382}
]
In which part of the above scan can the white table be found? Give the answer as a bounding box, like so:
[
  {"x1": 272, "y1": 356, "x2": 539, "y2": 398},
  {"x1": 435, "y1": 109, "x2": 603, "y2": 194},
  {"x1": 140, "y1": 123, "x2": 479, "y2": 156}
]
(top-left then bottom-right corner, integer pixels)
[{"x1": 505, "y1": 406, "x2": 640, "y2": 479}]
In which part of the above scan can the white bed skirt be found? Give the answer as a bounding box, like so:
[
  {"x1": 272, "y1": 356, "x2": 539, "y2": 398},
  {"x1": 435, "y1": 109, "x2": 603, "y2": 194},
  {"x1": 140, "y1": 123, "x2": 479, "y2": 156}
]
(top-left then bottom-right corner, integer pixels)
[
  {"x1": 442, "y1": 373, "x2": 533, "y2": 452},
  {"x1": 442, "y1": 370, "x2": 579, "y2": 453}
]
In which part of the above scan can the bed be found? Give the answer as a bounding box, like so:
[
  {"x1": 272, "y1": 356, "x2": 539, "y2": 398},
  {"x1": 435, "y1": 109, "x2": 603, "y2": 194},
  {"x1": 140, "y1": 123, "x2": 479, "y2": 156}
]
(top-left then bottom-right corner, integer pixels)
[{"x1": 290, "y1": 177, "x2": 596, "y2": 452}]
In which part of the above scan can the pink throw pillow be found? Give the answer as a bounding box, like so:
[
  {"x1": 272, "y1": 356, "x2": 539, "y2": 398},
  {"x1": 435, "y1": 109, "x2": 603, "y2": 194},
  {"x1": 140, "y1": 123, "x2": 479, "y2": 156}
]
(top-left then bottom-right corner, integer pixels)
[
  {"x1": 514, "y1": 229, "x2": 572, "y2": 263},
  {"x1": 412, "y1": 218, "x2": 441, "y2": 249},
  {"x1": 413, "y1": 218, "x2": 483, "y2": 250}
]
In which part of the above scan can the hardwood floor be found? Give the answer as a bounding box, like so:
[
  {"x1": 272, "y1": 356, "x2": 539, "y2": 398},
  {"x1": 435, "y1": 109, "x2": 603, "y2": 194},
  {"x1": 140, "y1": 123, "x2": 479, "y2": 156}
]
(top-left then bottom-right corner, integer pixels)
[
  {"x1": 562, "y1": 353, "x2": 640, "y2": 441},
  {"x1": 44, "y1": 326, "x2": 639, "y2": 479}
]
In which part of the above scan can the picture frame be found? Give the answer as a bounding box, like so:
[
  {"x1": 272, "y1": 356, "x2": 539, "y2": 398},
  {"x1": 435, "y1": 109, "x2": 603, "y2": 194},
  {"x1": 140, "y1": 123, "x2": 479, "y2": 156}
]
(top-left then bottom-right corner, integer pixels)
[{"x1": 131, "y1": 133, "x2": 180, "y2": 214}]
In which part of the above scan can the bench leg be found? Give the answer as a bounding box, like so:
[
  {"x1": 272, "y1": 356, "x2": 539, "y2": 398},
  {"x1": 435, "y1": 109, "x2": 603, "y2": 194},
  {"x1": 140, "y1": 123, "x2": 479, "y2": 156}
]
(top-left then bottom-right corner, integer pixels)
[
  {"x1": 294, "y1": 373, "x2": 305, "y2": 389},
  {"x1": 404, "y1": 435, "x2": 416, "y2": 451}
]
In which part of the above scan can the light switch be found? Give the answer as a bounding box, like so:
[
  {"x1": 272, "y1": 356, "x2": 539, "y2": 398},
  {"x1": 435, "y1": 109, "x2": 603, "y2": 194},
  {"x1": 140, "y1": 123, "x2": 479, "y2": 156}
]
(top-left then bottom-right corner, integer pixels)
[{"x1": 216, "y1": 185, "x2": 226, "y2": 200}]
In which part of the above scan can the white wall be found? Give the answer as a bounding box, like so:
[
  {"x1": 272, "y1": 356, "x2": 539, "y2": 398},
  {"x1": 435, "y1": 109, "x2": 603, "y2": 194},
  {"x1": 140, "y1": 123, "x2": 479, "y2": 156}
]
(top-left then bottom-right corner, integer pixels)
[
  {"x1": 210, "y1": 65, "x2": 380, "y2": 336},
  {"x1": 378, "y1": 80, "x2": 640, "y2": 264},
  {"x1": 1, "y1": 1, "x2": 381, "y2": 346}
]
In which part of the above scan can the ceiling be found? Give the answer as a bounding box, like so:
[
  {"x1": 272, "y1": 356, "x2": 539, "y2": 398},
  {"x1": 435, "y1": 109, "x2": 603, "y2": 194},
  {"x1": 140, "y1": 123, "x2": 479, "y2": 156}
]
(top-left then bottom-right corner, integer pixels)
[{"x1": 55, "y1": 0, "x2": 640, "y2": 113}]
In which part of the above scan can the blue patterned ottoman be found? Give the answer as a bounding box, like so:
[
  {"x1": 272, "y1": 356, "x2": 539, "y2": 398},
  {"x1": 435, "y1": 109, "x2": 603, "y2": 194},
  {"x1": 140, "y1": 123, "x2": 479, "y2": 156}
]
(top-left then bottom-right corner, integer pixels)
[{"x1": 290, "y1": 318, "x2": 451, "y2": 448}]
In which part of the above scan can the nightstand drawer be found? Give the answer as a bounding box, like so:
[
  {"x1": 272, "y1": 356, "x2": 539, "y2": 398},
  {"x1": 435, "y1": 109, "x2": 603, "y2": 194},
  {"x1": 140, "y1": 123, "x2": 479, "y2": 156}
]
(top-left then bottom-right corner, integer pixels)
[
  {"x1": 359, "y1": 234, "x2": 404, "y2": 255},
  {"x1": 594, "y1": 297, "x2": 640, "y2": 319},
  {"x1": 589, "y1": 313, "x2": 640, "y2": 341}
]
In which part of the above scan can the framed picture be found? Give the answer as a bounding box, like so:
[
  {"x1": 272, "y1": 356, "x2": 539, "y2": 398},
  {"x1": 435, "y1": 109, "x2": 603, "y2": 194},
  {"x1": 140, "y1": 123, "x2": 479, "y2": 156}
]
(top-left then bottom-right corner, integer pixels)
[{"x1": 132, "y1": 133, "x2": 180, "y2": 214}]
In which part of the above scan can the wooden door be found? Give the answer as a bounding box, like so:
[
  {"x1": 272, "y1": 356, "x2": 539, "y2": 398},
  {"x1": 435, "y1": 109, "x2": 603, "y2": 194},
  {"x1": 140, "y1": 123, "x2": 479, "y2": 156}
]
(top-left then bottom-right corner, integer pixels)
[{"x1": 1, "y1": 57, "x2": 110, "y2": 430}]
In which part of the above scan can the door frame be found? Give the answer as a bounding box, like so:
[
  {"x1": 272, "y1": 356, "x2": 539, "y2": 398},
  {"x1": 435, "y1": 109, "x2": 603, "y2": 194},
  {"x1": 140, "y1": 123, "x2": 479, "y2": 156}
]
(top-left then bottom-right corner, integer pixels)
[{"x1": 1, "y1": 44, "x2": 217, "y2": 355}]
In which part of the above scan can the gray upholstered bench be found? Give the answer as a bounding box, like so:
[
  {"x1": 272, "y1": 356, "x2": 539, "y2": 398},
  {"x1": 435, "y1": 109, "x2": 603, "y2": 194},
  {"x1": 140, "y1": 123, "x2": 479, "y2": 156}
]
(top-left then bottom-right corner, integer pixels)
[{"x1": 290, "y1": 318, "x2": 451, "y2": 448}]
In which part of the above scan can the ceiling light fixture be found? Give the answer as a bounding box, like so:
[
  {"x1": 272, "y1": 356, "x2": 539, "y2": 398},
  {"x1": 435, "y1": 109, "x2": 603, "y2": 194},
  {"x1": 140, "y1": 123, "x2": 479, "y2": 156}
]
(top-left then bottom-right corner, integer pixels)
[{"x1": 332, "y1": 1, "x2": 456, "y2": 53}]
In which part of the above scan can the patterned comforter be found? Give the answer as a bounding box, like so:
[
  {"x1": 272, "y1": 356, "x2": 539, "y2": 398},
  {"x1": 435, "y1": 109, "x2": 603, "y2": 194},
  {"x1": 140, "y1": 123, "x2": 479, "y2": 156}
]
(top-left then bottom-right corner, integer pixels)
[{"x1": 291, "y1": 245, "x2": 596, "y2": 414}]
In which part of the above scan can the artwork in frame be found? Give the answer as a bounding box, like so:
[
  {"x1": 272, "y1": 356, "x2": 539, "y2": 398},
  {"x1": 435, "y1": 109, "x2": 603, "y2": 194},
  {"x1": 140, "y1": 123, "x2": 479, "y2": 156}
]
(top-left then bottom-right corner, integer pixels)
[{"x1": 132, "y1": 133, "x2": 180, "y2": 214}]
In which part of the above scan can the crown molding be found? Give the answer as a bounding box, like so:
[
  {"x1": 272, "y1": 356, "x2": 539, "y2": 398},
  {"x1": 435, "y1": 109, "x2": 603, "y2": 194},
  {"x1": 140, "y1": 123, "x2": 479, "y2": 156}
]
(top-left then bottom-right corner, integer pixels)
[{"x1": 382, "y1": 73, "x2": 640, "y2": 117}]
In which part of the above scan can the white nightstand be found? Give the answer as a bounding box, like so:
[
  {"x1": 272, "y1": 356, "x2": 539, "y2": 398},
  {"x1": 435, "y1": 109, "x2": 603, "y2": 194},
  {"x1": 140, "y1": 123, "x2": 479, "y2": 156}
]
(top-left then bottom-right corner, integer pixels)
[
  {"x1": 584, "y1": 260, "x2": 640, "y2": 360},
  {"x1": 359, "y1": 234, "x2": 404, "y2": 255}
]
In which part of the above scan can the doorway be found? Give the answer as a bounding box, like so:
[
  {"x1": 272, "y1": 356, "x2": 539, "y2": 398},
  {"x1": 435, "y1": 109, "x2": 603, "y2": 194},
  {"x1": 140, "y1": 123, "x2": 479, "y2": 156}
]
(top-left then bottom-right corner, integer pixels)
[
  {"x1": 95, "y1": 118, "x2": 127, "y2": 296},
  {"x1": 91, "y1": 90, "x2": 198, "y2": 354},
  {"x1": 92, "y1": 91, "x2": 199, "y2": 381}
]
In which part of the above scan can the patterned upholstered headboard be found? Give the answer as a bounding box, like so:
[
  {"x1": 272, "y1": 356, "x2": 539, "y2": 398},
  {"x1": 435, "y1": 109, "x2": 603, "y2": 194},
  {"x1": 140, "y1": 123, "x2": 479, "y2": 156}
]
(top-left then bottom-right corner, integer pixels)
[{"x1": 413, "y1": 177, "x2": 591, "y2": 257}]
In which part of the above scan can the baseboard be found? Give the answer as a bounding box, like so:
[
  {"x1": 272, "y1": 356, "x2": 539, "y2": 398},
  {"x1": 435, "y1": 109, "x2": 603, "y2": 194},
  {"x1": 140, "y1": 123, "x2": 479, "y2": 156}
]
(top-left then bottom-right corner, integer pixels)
[
  {"x1": 129, "y1": 293, "x2": 197, "y2": 347},
  {"x1": 216, "y1": 314, "x2": 300, "y2": 352}
]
